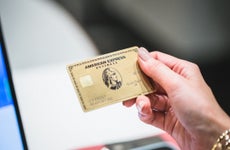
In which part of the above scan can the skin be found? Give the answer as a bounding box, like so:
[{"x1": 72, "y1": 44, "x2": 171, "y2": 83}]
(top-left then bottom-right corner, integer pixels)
[{"x1": 123, "y1": 47, "x2": 230, "y2": 150}]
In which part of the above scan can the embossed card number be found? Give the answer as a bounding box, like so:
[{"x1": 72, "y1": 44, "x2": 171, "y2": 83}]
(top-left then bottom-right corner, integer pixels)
[{"x1": 67, "y1": 46, "x2": 155, "y2": 112}]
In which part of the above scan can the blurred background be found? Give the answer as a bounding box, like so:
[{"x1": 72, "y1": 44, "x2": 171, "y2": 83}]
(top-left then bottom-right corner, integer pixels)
[
  {"x1": 54, "y1": 0, "x2": 230, "y2": 114},
  {"x1": 1, "y1": 0, "x2": 230, "y2": 149}
]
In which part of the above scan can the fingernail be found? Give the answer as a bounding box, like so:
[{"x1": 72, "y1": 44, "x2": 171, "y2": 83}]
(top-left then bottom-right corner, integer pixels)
[
  {"x1": 137, "y1": 101, "x2": 147, "y2": 116},
  {"x1": 138, "y1": 47, "x2": 152, "y2": 61},
  {"x1": 137, "y1": 101, "x2": 143, "y2": 112}
]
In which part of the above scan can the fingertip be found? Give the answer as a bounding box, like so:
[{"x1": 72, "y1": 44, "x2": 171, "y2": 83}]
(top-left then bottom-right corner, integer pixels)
[
  {"x1": 138, "y1": 47, "x2": 152, "y2": 61},
  {"x1": 136, "y1": 95, "x2": 152, "y2": 115},
  {"x1": 122, "y1": 99, "x2": 136, "y2": 107}
]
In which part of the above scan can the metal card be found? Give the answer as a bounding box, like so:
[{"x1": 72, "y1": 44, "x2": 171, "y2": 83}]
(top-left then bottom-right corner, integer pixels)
[{"x1": 67, "y1": 46, "x2": 155, "y2": 112}]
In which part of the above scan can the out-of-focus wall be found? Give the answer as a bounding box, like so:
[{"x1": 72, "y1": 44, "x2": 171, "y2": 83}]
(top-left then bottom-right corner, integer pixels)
[{"x1": 54, "y1": 0, "x2": 230, "y2": 114}]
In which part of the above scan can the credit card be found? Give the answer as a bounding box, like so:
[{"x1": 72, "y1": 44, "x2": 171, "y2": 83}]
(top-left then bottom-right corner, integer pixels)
[{"x1": 67, "y1": 46, "x2": 155, "y2": 112}]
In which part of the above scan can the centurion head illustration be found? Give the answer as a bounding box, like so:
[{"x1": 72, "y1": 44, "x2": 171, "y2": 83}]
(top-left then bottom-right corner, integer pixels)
[{"x1": 102, "y1": 67, "x2": 122, "y2": 90}]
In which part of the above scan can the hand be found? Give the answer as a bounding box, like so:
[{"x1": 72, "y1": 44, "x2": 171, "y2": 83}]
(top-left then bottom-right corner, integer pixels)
[{"x1": 123, "y1": 47, "x2": 230, "y2": 150}]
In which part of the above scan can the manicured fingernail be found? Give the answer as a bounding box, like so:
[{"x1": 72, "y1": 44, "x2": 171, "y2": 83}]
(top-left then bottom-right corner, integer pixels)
[
  {"x1": 137, "y1": 100, "x2": 147, "y2": 116},
  {"x1": 138, "y1": 47, "x2": 151, "y2": 61},
  {"x1": 137, "y1": 101, "x2": 143, "y2": 112}
]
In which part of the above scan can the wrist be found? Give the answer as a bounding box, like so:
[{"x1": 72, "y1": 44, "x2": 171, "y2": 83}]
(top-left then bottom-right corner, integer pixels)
[
  {"x1": 212, "y1": 129, "x2": 230, "y2": 150},
  {"x1": 197, "y1": 103, "x2": 230, "y2": 149},
  {"x1": 209, "y1": 107, "x2": 230, "y2": 150}
]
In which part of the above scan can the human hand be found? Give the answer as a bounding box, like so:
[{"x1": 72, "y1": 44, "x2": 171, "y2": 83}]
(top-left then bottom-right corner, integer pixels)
[{"x1": 123, "y1": 47, "x2": 230, "y2": 150}]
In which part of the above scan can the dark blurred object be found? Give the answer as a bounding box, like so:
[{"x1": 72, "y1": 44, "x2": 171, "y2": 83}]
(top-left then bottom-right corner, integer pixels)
[
  {"x1": 76, "y1": 133, "x2": 179, "y2": 150},
  {"x1": 54, "y1": 0, "x2": 230, "y2": 63},
  {"x1": 102, "y1": 0, "x2": 230, "y2": 64},
  {"x1": 54, "y1": 0, "x2": 153, "y2": 54},
  {"x1": 54, "y1": 0, "x2": 230, "y2": 114}
]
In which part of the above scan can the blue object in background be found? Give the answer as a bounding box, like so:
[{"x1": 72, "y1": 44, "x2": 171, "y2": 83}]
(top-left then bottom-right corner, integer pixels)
[
  {"x1": 0, "y1": 42, "x2": 24, "y2": 150},
  {"x1": 0, "y1": 43, "x2": 13, "y2": 108}
]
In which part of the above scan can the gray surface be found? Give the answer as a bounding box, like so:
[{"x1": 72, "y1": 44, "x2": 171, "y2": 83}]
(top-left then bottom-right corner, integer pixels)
[{"x1": 103, "y1": 0, "x2": 230, "y2": 63}]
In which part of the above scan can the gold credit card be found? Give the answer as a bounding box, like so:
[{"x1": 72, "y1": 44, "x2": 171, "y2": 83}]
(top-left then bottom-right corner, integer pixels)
[{"x1": 67, "y1": 46, "x2": 155, "y2": 112}]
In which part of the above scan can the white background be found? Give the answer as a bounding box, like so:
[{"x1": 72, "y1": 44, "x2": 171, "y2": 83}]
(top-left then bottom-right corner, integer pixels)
[{"x1": 0, "y1": 0, "x2": 163, "y2": 149}]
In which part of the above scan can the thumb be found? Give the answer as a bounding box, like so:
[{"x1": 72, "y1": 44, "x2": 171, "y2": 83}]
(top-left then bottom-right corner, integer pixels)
[{"x1": 138, "y1": 47, "x2": 181, "y2": 92}]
